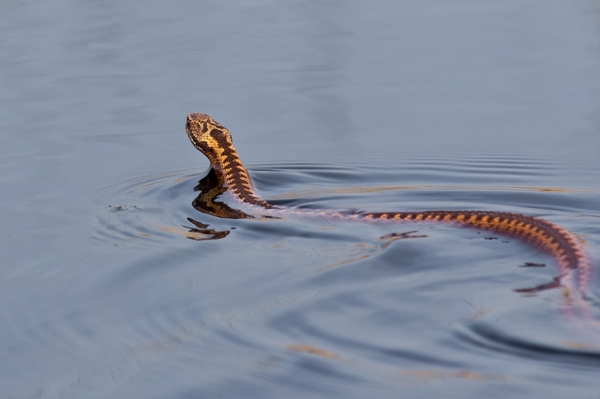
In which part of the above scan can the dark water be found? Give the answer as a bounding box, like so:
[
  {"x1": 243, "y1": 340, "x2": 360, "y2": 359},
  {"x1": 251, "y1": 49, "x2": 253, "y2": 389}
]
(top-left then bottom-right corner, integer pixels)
[{"x1": 1, "y1": 1, "x2": 600, "y2": 398}]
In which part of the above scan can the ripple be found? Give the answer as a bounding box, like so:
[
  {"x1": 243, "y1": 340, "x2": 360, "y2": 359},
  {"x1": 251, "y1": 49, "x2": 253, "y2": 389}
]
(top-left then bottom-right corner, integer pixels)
[
  {"x1": 94, "y1": 160, "x2": 600, "y2": 248},
  {"x1": 94, "y1": 168, "x2": 234, "y2": 246},
  {"x1": 88, "y1": 159, "x2": 600, "y2": 397},
  {"x1": 456, "y1": 318, "x2": 600, "y2": 367}
]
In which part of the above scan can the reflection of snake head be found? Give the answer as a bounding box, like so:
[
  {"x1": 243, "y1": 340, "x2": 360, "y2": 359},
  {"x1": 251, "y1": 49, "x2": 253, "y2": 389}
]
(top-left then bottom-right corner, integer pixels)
[{"x1": 192, "y1": 168, "x2": 253, "y2": 219}]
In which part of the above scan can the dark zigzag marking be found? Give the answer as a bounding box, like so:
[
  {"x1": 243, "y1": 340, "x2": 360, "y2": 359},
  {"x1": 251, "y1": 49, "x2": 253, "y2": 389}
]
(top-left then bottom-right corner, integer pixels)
[{"x1": 360, "y1": 210, "x2": 584, "y2": 271}]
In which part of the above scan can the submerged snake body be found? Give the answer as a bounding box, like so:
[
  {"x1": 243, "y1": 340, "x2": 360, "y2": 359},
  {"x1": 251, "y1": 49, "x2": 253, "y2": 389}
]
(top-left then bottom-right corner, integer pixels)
[{"x1": 185, "y1": 113, "x2": 591, "y2": 292}]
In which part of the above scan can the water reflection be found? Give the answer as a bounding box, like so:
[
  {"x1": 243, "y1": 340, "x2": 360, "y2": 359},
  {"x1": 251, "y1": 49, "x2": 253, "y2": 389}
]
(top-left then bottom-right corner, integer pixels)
[
  {"x1": 178, "y1": 218, "x2": 230, "y2": 241},
  {"x1": 192, "y1": 167, "x2": 253, "y2": 220}
]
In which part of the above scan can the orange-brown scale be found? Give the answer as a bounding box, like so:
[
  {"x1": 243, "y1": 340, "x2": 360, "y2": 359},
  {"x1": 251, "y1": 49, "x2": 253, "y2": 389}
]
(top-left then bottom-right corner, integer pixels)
[{"x1": 360, "y1": 210, "x2": 588, "y2": 277}]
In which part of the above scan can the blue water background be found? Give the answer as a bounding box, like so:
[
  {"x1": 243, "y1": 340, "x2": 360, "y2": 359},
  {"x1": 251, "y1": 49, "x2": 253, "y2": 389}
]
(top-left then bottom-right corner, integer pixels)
[{"x1": 1, "y1": 1, "x2": 600, "y2": 398}]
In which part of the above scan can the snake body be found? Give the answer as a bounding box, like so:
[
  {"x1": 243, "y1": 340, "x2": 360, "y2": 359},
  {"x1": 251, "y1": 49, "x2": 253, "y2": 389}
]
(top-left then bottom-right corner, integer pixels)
[{"x1": 185, "y1": 113, "x2": 591, "y2": 292}]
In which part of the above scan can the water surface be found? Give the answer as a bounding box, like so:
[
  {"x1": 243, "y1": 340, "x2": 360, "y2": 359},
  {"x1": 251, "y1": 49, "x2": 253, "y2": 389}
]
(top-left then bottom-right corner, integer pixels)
[{"x1": 1, "y1": 1, "x2": 600, "y2": 398}]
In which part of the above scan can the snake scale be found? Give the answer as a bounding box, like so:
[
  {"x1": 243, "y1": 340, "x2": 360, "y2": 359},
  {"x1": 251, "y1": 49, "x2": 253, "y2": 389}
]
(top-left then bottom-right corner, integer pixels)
[{"x1": 185, "y1": 113, "x2": 591, "y2": 294}]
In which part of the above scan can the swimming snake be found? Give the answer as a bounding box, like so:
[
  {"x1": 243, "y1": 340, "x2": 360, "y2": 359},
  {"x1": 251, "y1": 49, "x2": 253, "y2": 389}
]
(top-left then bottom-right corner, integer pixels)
[{"x1": 185, "y1": 112, "x2": 591, "y2": 294}]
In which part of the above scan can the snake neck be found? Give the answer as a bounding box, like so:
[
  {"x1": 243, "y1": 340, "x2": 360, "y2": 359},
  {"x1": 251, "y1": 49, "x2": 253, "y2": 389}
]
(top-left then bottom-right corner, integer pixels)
[
  {"x1": 185, "y1": 113, "x2": 273, "y2": 209},
  {"x1": 192, "y1": 168, "x2": 255, "y2": 219},
  {"x1": 212, "y1": 136, "x2": 273, "y2": 209}
]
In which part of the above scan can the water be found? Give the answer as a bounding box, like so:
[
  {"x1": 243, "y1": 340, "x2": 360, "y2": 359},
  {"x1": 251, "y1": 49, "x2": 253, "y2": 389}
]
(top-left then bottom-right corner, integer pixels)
[{"x1": 1, "y1": 1, "x2": 600, "y2": 398}]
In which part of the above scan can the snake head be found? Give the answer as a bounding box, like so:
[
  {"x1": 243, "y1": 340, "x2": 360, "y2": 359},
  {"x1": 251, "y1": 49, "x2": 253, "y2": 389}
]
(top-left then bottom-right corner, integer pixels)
[
  {"x1": 186, "y1": 113, "x2": 226, "y2": 147},
  {"x1": 186, "y1": 113, "x2": 233, "y2": 167}
]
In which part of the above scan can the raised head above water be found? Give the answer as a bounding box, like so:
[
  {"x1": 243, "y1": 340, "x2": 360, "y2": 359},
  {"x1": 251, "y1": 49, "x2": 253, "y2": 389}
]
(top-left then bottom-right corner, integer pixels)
[
  {"x1": 185, "y1": 113, "x2": 272, "y2": 208},
  {"x1": 185, "y1": 113, "x2": 234, "y2": 168}
]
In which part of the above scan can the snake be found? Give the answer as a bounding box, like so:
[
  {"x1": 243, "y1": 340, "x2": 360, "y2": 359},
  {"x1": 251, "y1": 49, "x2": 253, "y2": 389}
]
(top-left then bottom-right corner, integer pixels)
[{"x1": 185, "y1": 112, "x2": 591, "y2": 294}]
